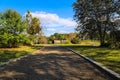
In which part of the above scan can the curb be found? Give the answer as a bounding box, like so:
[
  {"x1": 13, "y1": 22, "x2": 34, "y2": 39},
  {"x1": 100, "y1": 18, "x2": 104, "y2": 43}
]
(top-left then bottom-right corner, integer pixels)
[
  {"x1": 0, "y1": 54, "x2": 31, "y2": 67},
  {"x1": 0, "y1": 46, "x2": 45, "y2": 67},
  {"x1": 66, "y1": 47, "x2": 120, "y2": 80}
]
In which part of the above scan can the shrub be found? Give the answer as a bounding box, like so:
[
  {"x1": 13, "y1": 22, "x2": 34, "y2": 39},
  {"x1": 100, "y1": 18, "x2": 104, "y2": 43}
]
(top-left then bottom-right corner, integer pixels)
[
  {"x1": 62, "y1": 40, "x2": 71, "y2": 44},
  {"x1": 0, "y1": 33, "x2": 33, "y2": 48},
  {"x1": 71, "y1": 38, "x2": 80, "y2": 44}
]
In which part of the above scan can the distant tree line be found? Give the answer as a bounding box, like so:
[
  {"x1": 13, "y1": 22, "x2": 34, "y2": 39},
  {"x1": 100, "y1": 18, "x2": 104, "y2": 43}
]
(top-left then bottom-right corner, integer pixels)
[
  {"x1": 48, "y1": 32, "x2": 80, "y2": 44},
  {"x1": 73, "y1": 0, "x2": 120, "y2": 48},
  {"x1": 0, "y1": 9, "x2": 41, "y2": 48}
]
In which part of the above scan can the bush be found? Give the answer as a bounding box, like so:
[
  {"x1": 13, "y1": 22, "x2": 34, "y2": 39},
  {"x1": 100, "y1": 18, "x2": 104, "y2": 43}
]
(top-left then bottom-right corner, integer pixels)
[
  {"x1": 62, "y1": 40, "x2": 71, "y2": 44},
  {"x1": 0, "y1": 9, "x2": 27, "y2": 48},
  {"x1": 100, "y1": 43, "x2": 110, "y2": 47},
  {"x1": 0, "y1": 33, "x2": 33, "y2": 48},
  {"x1": 109, "y1": 41, "x2": 120, "y2": 48},
  {"x1": 0, "y1": 33, "x2": 13, "y2": 48},
  {"x1": 22, "y1": 35, "x2": 34, "y2": 46},
  {"x1": 71, "y1": 38, "x2": 80, "y2": 44},
  {"x1": 37, "y1": 36, "x2": 48, "y2": 44}
]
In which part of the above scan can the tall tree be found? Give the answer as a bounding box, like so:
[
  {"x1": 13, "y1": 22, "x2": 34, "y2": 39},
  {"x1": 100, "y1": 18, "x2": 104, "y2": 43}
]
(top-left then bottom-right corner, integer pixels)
[
  {"x1": 27, "y1": 17, "x2": 41, "y2": 35},
  {"x1": 73, "y1": 0, "x2": 120, "y2": 46},
  {"x1": 0, "y1": 9, "x2": 26, "y2": 47},
  {"x1": 26, "y1": 10, "x2": 41, "y2": 35},
  {"x1": 1, "y1": 9, "x2": 25, "y2": 34}
]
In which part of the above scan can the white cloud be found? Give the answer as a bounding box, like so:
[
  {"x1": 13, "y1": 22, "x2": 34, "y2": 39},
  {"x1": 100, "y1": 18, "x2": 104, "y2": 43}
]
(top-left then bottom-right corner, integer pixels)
[
  {"x1": 29, "y1": 11, "x2": 76, "y2": 36},
  {"x1": 59, "y1": 30, "x2": 68, "y2": 33},
  {"x1": 47, "y1": 28, "x2": 56, "y2": 31},
  {"x1": 31, "y1": 11, "x2": 76, "y2": 28}
]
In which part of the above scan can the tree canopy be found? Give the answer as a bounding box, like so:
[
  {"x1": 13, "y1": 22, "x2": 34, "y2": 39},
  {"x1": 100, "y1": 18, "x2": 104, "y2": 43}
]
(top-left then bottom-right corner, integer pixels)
[
  {"x1": 0, "y1": 9, "x2": 42, "y2": 47},
  {"x1": 73, "y1": 0, "x2": 120, "y2": 46},
  {"x1": 1, "y1": 9, "x2": 25, "y2": 34},
  {"x1": 0, "y1": 9, "x2": 26, "y2": 47},
  {"x1": 26, "y1": 11, "x2": 41, "y2": 35},
  {"x1": 48, "y1": 32, "x2": 78, "y2": 44}
]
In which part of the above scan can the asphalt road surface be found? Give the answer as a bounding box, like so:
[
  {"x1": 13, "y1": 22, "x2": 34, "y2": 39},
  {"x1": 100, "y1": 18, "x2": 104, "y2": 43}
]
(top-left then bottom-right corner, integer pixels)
[{"x1": 0, "y1": 46, "x2": 113, "y2": 80}]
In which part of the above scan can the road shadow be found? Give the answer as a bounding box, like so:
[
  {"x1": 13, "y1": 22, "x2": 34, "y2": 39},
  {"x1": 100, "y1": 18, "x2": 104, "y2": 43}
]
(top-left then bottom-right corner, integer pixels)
[{"x1": 0, "y1": 46, "x2": 111, "y2": 80}]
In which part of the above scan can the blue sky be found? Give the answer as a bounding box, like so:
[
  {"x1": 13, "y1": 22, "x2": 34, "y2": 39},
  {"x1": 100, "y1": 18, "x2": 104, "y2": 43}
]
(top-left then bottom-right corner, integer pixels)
[{"x1": 0, "y1": 0, "x2": 76, "y2": 36}]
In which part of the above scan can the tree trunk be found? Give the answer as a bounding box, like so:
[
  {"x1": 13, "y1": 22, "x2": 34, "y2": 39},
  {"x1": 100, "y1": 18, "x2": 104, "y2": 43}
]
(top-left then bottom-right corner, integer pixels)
[
  {"x1": 100, "y1": 37, "x2": 105, "y2": 46},
  {"x1": 97, "y1": 23, "x2": 105, "y2": 46}
]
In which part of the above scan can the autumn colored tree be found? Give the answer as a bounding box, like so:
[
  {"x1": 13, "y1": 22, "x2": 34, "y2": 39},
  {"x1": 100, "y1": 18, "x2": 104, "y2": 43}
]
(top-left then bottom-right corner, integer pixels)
[{"x1": 26, "y1": 10, "x2": 41, "y2": 35}]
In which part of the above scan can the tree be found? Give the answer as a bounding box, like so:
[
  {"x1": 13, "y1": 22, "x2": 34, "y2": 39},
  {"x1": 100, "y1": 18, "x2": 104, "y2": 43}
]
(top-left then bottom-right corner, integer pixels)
[
  {"x1": 1, "y1": 9, "x2": 25, "y2": 34},
  {"x1": 27, "y1": 17, "x2": 41, "y2": 35},
  {"x1": 73, "y1": 0, "x2": 120, "y2": 46},
  {"x1": 67, "y1": 32, "x2": 77, "y2": 40},
  {"x1": 0, "y1": 9, "x2": 26, "y2": 47},
  {"x1": 37, "y1": 35, "x2": 48, "y2": 44},
  {"x1": 25, "y1": 10, "x2": 42, "y2": 44},
  {"x1": 26, "y1": 10, "x2": 41, "y2": 35},
  {"x1": 48, "y1": 32, "x2": 78, "y2": 44}
]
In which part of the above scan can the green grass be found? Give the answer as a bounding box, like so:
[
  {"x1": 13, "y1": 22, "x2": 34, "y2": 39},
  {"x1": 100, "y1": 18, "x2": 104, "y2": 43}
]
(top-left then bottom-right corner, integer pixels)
[
  {"x1": 0, "y1": 45, "x2": 42, "y2": 64},
  {"x1": 55, "y1": 40, "x2": 100, "y2": 46},
  {"x1": 60, "y1": 43, "x2": 120, "y2": 74}
]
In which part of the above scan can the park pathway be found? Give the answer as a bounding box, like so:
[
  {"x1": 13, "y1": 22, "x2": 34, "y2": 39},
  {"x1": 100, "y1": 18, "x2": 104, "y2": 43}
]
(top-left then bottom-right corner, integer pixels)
[{"x1": 0, "y1": 46, "x2": 113, "y2": 80}]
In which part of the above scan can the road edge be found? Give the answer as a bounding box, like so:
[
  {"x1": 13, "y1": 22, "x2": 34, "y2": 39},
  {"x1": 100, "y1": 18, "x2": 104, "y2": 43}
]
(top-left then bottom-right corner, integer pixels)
[
  {"x1": 0, "y1": 46, "x2": 45, "y2": 67},
  {"x1": 66, "y1": 47, "x2": 120, "y2": 80}
]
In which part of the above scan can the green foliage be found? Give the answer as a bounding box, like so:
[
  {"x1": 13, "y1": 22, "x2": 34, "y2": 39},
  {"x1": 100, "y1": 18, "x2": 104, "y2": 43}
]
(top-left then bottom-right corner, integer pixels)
[
  {"x1": 53, "y1": 33, "x2": 65, "y2": 40},
  {"x1": 48, "y1": 32, "x2": 77, "y2": 44},
  {"x1": 0, "y1": 33, "x2": 28, "y2": 48},
  {"x1": 1, "y1": 9, "x2": 25, "y2": 34},
  {"x1": 25, "y1": 11, "x2": 43, "y2": 44},
  {"x1": 23, "y1": 35, "x2": 34, "y2": 45},
  {"x1": 108, "y1": 30, "x2": 120, "y2": 48},
  {"x1": 27, "y1": 17, "x2": 41, "y2": 35},
  {"x1": 73, "y1": 0, "x2": 120, "y2": 47},
  {"x1": 63, "y1": 40, "x2": 71, "y2": 44},
  {"x1": 48, "y1": 35, "x2": 55, "y2": 43},
  {"x1": 0, "y1": 9, "x2": 29, "y2": 48},
  {"x1": 71, "y1": 38, "x2": 80, "y2": 44},
  {"x1": 37, "y1": 36, "x2": 48, "y2": 44},
  {"x1": 26, "y1": 11, "x2": 41, "y2": 35}
]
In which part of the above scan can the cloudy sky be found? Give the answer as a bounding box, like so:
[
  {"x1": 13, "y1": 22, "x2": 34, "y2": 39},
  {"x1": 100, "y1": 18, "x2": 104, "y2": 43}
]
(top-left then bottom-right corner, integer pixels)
[{"x1": 0, "y1": 0, "x2": 76, "y2": 36}]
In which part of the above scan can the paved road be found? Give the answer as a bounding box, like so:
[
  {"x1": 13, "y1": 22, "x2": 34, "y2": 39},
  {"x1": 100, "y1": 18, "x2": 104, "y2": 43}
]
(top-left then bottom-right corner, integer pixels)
[{"x1": 0, "y1": 46, "x2": 113, "y2": 80}]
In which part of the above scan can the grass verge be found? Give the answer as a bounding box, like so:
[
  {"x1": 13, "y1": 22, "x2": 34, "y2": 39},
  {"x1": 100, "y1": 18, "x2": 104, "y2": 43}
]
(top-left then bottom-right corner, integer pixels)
[
  {"x1": 0, "y1": 45, "x2": 42, "y2": 64},
  {"x1": 60, "y1": 44, "x2": 120, "y2": 74}
]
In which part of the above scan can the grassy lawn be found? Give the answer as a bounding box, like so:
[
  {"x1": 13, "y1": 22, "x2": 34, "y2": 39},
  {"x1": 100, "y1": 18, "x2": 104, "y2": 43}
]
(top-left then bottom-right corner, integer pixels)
[
  {"x1": 0, "y1": 45, "x2": 42, "y2": 64},
  {"x1": 59, "y1": 41, "x2": 120, "y2": 74}
]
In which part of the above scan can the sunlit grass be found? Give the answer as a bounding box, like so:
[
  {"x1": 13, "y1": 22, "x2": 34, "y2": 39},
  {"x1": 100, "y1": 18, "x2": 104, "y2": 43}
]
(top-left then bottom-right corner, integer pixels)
[
  {"x1": 56, "y1": 40, "x2": 100, "y2": 46},
  {"x1": 79, "y1": 40, "x2": 100, "y2": 46},
  {"x1": 0, "y1": 45, "x2": 42, "y2": 64},
  {"x1": 0, "y1": 46, "x2": 36, "y2": 52},
  {"x1": 60, "y1": 42, "x2": 120, "y2": 74}
]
